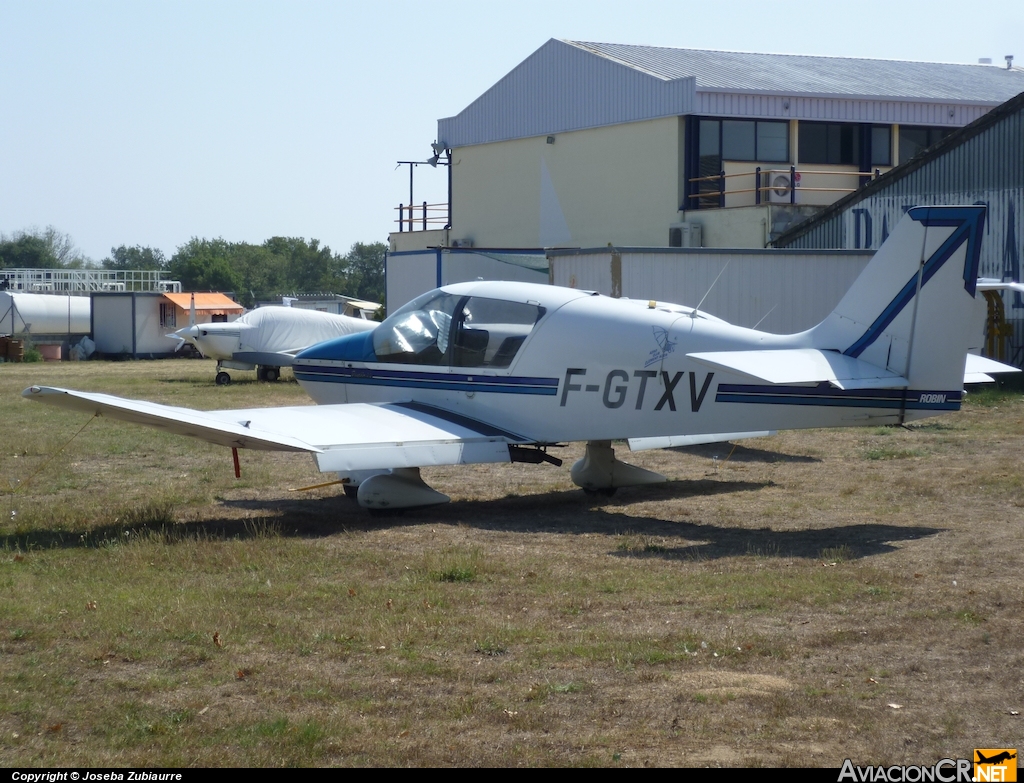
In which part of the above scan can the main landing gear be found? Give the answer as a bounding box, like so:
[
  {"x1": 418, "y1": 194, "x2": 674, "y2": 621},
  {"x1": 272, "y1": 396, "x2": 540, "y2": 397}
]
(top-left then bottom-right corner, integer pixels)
[
  {"x1": 214, "y1": 365, "x2": 281, "y2": 385},
  {"x1": 336, "y1": 442, "x2": 666, "y2": 513},
  {"x1": 570, "y1": 441, "x2": 666, "y2": 495},
  {"x1": 256, "y1": 366, "x2": 280, "y2": 382},
  {"x1": 339, "y1": 468, "x2": 450, "y2": 512}
]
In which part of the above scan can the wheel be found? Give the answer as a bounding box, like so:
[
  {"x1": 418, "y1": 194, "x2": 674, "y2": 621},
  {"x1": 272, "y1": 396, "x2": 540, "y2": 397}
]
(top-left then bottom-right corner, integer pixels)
[
  {"x1": 264, "y1": 367, "x2": 279, "y2": 382},
  {"x1": 343, "y1": 484, "x2": 359, "y2": 499},
  {"x1": 582, "y1": 487, "x2": 617, "y2": 497},
  {"x1": 215, "y1": 371, "x2": 231, "y2": 386},
  {"x1": 256, "y1": 366, "x2": 268, "y2": 382}
]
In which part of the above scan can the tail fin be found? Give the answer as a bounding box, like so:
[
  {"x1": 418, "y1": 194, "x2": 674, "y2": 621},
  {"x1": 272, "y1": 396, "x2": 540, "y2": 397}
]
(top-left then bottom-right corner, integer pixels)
[{"x1": 810, "y1": 206, "x2": 985, "y2": 391}]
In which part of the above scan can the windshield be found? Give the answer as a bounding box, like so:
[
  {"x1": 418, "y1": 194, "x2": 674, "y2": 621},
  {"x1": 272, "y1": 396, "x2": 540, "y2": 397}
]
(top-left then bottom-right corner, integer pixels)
[
  {"x1": 373, "y1": 290, "x2": 546, "y2": 367},
  {"x1": 372, "y1": 291, "x2": 460, "y2": 364}
]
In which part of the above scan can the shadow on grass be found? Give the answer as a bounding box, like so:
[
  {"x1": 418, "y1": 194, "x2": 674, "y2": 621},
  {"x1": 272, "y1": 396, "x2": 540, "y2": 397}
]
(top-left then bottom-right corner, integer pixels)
[
  {"x1": 3, "y1": 478, "x2": 941, "y2": 561},
  {"x1": 671, "y1": 442, "x2": 820, "y2": 463}
]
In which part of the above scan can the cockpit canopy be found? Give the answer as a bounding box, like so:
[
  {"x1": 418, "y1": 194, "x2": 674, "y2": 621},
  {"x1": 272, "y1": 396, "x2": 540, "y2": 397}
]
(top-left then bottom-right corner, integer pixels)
[{"x1": 373, "y1": 290, "x2": 545, "y2": 368}]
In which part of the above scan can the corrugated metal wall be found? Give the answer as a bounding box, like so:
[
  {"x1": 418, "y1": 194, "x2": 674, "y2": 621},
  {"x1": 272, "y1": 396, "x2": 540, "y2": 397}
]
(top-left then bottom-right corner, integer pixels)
[
  {"x1": 549, "y1": 248, "x2": 872, "y2": 334},
  {"x1": 696, "y1": 93, "x2": 989, "y2": 126}
]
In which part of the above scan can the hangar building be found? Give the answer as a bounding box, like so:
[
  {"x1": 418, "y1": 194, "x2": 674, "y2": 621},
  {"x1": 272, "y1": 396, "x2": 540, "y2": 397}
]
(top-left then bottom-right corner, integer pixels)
[{"x1": 392, "y1": 40, "x2": 1024, "y2": 252}]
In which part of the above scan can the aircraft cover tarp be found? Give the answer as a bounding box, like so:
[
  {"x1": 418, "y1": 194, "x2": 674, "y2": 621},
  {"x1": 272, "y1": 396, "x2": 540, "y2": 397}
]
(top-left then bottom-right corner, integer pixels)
[{"x1": 238, "y1": 306, "x2": 376, "y2": 353}]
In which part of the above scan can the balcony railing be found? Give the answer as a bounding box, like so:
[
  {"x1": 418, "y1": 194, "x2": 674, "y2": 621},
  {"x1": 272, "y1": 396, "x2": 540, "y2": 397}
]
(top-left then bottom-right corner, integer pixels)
[
  {"x1": 395, "y1": 202, "x2": 450, "y2": 232},
  {"x1": 688, "y1": 166, "x2": 882, "y2": 209}
]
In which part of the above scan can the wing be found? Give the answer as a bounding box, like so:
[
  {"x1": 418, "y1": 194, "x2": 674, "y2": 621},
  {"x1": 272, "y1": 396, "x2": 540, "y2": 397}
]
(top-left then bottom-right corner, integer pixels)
[
  {"x1": 231, "y1": 350, "x2": 299, "y2": 367},
  {"x1": 22, "y1": 386, "x2": 525, "y2": 472}
]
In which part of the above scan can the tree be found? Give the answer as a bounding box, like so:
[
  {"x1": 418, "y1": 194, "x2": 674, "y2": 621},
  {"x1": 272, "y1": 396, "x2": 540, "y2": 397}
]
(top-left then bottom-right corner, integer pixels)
[
  {"x1": 342, "y1": 242, "x2": 386, "y2": 304},
  {"x1": 168, "y1": 238, "x2": 243, "y2": 295},
  {"x1": 164, "y1": 235, "x2": 386, "y2": 308},
  {"x1": 0, "y1": 233, "x2": 54, "y2": 268},
  {"x1": 103, "y1": 245, "x2": 166, "y2": 271},
  {"x1": 41, "y1": 227, "x2": 89, "y2": 268},
  {"x1": 0, "y1": 226, "x2": 90, "y2": 268},
  {"x1": 263, "y1": 236, "x2": 339, "y2": 294}
]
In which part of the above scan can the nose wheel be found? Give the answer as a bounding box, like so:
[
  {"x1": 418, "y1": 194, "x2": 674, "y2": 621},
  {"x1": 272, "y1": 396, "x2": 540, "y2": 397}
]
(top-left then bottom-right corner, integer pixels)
[{"x1": 215, "y1": 371, "x2": 231, "y2": 386}]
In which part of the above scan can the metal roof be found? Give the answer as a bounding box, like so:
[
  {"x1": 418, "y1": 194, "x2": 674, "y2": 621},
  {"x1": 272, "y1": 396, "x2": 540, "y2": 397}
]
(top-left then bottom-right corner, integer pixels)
[
  {"x1": 568, "y1": 41, "x2": 1024, "y2": 103},
  {"x1": 438, "y1": 39, "x2": 1024, "y2": 148}
]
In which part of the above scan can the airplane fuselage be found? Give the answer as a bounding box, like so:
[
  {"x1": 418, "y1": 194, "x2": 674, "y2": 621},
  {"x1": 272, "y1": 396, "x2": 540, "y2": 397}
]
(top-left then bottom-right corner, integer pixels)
[{"x1": 294, "y1": 282, "x2": 958, "y2": 446}]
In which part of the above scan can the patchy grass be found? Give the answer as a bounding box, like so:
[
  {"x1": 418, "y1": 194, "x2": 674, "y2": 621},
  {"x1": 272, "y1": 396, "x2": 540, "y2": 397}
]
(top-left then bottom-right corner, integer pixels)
[
  {"x1": 864, "y1": 447, "x2": 924, "y2": 461},
  {"x1": 1, "y1": 360, "x2": 1023, "y2": 766}
]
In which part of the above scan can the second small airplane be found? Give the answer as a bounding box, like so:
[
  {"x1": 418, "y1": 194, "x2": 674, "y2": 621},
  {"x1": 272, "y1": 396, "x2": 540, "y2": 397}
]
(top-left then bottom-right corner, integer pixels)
[{"x1": 173, "y1": 305, "x2": 377, "y2": 384}]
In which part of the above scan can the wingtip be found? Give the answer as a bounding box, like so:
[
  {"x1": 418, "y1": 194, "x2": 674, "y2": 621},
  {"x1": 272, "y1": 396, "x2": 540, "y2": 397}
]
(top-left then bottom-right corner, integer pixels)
[{"x1": 21, "y1": 385, "x2": 65, "y2": 400}]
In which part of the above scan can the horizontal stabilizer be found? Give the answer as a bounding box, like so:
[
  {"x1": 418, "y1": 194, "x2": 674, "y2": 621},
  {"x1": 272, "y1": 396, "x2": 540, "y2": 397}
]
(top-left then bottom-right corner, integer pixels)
[
  {"x1": 22, "y1": 387, "x2": 521, "y2": 472},
  {"x1": 628, "y1": 431, "x2": 775, "y2": 452},
  {"x1": 687, "y1": 349, "x2": 908, "y2": 390},
  {"x1": 964, "y1": 353, "x2": 1020, "y2": 384},
  {"x1": 977, "y1": 278, "x2": 1024, "y2": 294}
]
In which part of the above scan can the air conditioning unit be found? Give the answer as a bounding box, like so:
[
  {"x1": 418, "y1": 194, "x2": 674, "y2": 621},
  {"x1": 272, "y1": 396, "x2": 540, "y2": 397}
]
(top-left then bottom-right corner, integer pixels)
[
  {"x1": 668, "y1": 222, "x2": 702, "y2": 248},
  {"x1": 765, "y1": 170, "x2": 800, "y2": 204}
]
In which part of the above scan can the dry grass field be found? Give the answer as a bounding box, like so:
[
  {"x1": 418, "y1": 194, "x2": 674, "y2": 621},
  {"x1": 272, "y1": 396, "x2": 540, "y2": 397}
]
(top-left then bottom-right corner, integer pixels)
[{"x1": 1, "y1": 358, "x2": 1022, "y2": 767}]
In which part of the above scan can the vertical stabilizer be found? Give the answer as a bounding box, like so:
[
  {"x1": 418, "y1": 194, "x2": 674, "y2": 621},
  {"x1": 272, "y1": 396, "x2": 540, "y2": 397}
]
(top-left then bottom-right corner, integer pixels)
[{"x1": 810, "y1": 206, "x2": 985, "y2": 392}]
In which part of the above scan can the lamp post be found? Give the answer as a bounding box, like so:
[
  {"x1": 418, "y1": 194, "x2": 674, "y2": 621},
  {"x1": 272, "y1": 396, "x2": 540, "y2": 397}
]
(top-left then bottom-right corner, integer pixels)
[{"x1": 396, "y1": 144, "x2": 452, "y2": 232}]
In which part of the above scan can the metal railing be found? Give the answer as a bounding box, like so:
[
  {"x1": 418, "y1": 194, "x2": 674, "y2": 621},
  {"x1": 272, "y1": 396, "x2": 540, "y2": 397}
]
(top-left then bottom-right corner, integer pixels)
[
  {"x1": 688, "y1": 166, "x2": 882, "y2": 208},
  {"x1": 0, "y1": 268, "x2": 181, "y2": 294},
  {"x1": 394, "y1": 202, "x2": 450, "y2": 232}
]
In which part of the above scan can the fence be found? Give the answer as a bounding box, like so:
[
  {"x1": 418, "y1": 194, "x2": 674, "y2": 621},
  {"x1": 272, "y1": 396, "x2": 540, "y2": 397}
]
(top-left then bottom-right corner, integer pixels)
[
  {"x1": 394, "y1": 202, "x2": 450, "y2": 232},
  {"x1": 689, "y1": 167, "x2": 883, "y2": 208}
]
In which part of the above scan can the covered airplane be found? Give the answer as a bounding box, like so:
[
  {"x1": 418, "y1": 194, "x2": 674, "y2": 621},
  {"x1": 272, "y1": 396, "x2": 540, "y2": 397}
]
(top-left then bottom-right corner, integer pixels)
[
  {"x1": 23, "y1": 206, "x2": 1019, "y2": 511},
  {"x1": 172, "y1": 305, "x2": 377, "y2": 384}
]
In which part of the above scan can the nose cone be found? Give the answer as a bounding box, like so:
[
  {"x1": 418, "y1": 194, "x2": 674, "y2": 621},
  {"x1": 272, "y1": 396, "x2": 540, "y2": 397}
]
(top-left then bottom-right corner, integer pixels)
[{"x1": 175, "y1": 325, "x2": 201, "y2": 346}]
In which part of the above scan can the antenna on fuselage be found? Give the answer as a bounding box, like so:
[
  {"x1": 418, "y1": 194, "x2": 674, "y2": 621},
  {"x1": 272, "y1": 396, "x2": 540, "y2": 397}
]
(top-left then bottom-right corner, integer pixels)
[
  {"x1": 690, "y1": 261, "x2": 730, "y2": 318},
  {"x1": 752, "y1": 303, "x2": 778, "y2": 330}
]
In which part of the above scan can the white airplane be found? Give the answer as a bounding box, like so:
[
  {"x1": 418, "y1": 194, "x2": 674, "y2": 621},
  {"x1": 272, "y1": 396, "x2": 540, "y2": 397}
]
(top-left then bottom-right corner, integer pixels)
[
  {"x1": 172, "y1": 305, "x2": 377, "y2": 384},
  {"x1": 23, "y1": 206, "x2": 1019, "y2": 511}
]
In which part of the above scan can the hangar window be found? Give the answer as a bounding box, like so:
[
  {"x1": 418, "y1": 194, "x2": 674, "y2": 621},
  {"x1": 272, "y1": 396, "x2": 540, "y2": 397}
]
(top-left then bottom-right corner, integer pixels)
[
  {"x1": 898, "y1": 126, "x2": 954, "y2": 165},
  {"x1": 799, "y1": 122, "x2": 893, "y2": 167},
  {"x1": 871, "y1": 126, "x2": 892, "y2": 166},
  {"x1": 799, "y1": 122, "x2": 861, "y2": 165},
  {"x1": 703, "y1": 119, "x2": 789, "y2": 162}
]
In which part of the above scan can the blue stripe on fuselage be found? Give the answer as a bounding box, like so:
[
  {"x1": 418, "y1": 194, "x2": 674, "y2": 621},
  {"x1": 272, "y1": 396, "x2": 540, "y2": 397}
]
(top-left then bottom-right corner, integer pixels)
[
  {"x1": 716, "y1": 384, "x2": 961, "y2": 411},
  {"x1": 293, "y1": 364, "x2": 559, "y2": 395}
]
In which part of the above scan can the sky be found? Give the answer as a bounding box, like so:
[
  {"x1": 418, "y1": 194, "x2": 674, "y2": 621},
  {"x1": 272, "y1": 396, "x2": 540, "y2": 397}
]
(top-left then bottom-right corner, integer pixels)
[{"x1": 1, "y1": 0, "x2": 1022, "y2": 263}]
